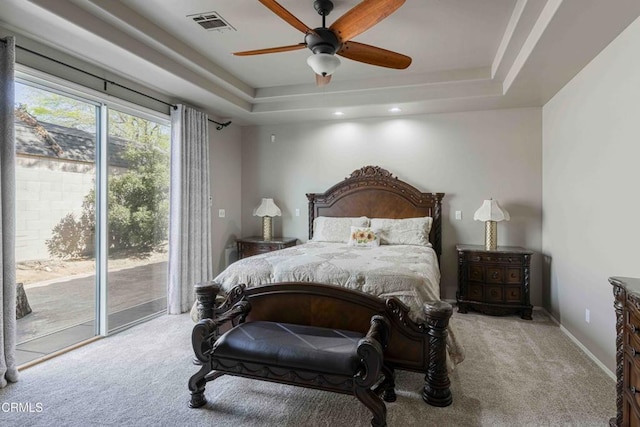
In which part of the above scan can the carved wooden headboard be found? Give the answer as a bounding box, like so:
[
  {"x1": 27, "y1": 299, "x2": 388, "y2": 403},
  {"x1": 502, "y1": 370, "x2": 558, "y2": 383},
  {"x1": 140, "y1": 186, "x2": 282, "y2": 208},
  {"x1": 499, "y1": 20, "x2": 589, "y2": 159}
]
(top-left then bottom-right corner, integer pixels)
[{"x1": 306, "y1": 166, "x2": 444, "y2": 258}]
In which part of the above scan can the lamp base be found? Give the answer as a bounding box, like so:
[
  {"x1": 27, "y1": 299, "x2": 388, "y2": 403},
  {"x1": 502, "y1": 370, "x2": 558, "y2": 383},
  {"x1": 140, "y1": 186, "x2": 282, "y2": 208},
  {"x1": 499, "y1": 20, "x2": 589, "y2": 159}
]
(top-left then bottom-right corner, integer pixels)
[
  {"x1": 485, "y1": 221, "x2": 497, "y2": 251},
  {"x1": 262, "y1": 217, "x2": 273, "y2": 241}
]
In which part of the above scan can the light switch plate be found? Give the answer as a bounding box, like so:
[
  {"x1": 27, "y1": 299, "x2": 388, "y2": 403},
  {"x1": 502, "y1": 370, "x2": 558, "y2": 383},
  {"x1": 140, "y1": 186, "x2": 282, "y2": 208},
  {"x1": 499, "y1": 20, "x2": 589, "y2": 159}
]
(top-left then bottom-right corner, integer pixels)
[
  {"x1": 455, "y1": 210, "x2": 462, "y2": 220},
  {"x1": 218, "y1": 209, "x2": 225, "y2": 218}
]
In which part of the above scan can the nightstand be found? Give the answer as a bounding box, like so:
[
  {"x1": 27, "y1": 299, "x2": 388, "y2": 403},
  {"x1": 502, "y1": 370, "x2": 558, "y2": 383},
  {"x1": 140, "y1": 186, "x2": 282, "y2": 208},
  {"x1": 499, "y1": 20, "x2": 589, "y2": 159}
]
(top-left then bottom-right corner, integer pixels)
[
  {"x1": 236, "y1": 237, "x2": 297, "y2": 260},
  {"x1": 456, "y1": 244, "x2": 533, "y2": 320}
]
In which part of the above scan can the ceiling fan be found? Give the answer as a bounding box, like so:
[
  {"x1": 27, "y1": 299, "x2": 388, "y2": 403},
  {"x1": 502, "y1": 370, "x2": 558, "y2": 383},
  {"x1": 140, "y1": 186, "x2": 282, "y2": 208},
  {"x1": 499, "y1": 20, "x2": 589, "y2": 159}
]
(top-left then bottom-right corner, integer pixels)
[{"x1": 233, "y1": 0, "x2": 412, "y2": 86}]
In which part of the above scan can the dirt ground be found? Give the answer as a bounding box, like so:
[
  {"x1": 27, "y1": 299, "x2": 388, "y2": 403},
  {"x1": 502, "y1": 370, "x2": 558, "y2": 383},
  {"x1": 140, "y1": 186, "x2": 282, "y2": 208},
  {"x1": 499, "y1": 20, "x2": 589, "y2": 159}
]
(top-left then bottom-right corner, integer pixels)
[{"x1": 16, "y1": 249, "x2": 168, "y2": 285}]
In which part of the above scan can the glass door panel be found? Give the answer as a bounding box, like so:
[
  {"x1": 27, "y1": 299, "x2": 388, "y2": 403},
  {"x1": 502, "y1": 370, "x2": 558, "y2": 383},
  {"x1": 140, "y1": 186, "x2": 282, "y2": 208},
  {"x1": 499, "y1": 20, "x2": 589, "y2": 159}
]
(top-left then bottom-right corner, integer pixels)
[
  {"x1": 14, "y1": 82, "x2": 98, "y2": 359},
  {"x1": 106, "y1": 109, "x2": 169, "y2": 331}
]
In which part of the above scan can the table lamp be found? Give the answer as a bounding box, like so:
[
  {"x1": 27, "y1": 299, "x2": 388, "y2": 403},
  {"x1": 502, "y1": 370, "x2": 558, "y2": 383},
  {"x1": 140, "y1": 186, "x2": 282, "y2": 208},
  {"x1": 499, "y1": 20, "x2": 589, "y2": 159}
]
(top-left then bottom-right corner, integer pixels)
[
  {"x1": 473, "y1": 199, "x2": 510, "y2": 250},
  {"x1": 254, "y1": 198, "x2": 281, "y2": 241}
]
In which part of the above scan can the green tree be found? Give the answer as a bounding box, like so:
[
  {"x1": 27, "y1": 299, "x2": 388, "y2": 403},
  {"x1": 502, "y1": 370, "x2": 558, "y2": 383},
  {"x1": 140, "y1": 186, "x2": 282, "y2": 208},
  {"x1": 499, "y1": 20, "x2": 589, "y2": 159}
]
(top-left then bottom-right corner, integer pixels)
[
  {"x1": 16, "y1": 84, "x2": 96, "y2": 132},
  {"x1": 45, "y1": 128, "x2": 169, "y2": 257}
]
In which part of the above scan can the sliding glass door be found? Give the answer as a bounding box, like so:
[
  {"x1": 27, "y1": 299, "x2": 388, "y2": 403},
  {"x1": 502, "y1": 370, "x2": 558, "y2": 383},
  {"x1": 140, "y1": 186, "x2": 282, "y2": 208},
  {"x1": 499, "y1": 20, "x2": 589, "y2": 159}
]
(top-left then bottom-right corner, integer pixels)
[
  {"x1": 106, "y1": 108, "x2": 169, "y2": 331},
  {"x1": 14, "y1": 76, "x2": 169, "y2": 364},
  {"x1": 15, "y1": 81, "x2": 98, "y2": 351}
]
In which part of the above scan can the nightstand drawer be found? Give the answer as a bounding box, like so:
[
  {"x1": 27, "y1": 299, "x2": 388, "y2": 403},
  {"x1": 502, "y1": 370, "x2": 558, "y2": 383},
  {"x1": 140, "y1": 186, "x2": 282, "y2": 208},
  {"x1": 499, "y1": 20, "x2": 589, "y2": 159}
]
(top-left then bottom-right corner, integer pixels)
[
  {"x1": 242, "y1": 246, "x2": 274, "y2": 258},
  {"x1": 506, "y1": 268, "x2": 522, "y2": 284},
  {"x1": 485, "y1": 285, "x2": 503, "y2": 302},
  {"x1": 469, "y1": 265, "x2": 484, "y2": 281},
  {"x1": 256, "y1": 244, "x2": 281, "y2": 253},
  {"x1": 464, "y1": 252, "x2": 523, "y2": 265},
  {"x1": 486, "y1": 267, "x2": 504, "y2": 283},
  {"x1": 237, "y1": 237, "x2": 297, "y2": 260},
  {"x1": 467, "y1": 282, "x2": 483, "y2": 301},
  {"x1": 505, "y1": 286, "x2": 522, "y2": 302}
]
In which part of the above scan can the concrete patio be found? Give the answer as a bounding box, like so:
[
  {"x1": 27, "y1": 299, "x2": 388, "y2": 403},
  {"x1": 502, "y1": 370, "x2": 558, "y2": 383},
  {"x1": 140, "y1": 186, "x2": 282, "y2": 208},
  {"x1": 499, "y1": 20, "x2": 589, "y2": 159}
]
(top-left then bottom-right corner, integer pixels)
[{"x1": 16, "y1": 261, "x2": 167, "y2": 365}]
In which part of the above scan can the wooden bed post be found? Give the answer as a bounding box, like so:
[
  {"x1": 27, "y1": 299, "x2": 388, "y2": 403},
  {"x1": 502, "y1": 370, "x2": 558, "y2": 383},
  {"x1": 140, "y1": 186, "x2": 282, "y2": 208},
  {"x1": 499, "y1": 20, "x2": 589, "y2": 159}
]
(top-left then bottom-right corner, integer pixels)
[
  {"x1": 194, "y1": 281, "x2": 222, "y2": 321},
  {"x1": 422, "y1": 301, "x2": 453, "y2": 407}
]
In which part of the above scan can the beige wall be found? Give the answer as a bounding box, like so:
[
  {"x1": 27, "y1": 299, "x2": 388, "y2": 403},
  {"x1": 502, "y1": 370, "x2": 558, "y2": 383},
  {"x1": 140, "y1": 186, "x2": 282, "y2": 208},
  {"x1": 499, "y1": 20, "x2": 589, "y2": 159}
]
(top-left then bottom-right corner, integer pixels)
[
  {"x1": 210, "y1": 121, "x2": 242, "y2": 275},
  {"x1": 241, "y1": 108, "x2": 543, "y2": 302},
  {"x1": 543, "y1": 16, "x2": 640, "y2": 373}
]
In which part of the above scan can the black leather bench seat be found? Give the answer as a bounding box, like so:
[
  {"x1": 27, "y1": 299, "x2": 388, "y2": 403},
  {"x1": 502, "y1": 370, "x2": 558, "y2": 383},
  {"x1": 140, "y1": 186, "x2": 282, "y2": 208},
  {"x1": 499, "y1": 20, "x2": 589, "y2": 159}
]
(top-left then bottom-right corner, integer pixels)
[
  {"x1": 212, "y1": 321, "x2": 364, "y2": 376},
  {"x1": 189, "y1": 288, "x2": 391, "y2": 427}
]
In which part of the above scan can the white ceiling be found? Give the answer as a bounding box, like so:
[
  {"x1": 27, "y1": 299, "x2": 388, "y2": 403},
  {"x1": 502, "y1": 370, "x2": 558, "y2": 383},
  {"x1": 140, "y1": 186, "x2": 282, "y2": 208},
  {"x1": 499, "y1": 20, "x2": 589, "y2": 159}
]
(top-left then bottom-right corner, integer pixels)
[{"x1": 1, "y1": 0, "x2": 640, "y2": 125}]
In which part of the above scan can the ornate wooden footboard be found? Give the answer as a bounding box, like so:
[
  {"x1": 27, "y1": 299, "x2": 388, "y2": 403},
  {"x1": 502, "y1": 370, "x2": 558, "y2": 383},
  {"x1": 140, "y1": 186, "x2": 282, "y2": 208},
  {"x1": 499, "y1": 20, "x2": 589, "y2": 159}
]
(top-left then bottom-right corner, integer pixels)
[{"x1": 194, "y1": 280, "x2": 453, "y2": 407}]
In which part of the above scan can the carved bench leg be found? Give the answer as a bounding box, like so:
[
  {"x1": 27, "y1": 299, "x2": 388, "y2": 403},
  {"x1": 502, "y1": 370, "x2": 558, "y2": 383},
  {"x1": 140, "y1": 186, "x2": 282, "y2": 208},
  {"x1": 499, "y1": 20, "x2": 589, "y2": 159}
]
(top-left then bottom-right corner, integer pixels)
[
  {"x1": 188, "y1": 364, "x2": 210, "y2": 408},
  {"x1": 354, "y1": 387, "x2": 387, "y2": 427},
  {"x1": 422, "y1": 301, "x2": 453, "y2": 407},
  {"x1": 379, "y1": 364, "x2": 396, "y2": 403}
]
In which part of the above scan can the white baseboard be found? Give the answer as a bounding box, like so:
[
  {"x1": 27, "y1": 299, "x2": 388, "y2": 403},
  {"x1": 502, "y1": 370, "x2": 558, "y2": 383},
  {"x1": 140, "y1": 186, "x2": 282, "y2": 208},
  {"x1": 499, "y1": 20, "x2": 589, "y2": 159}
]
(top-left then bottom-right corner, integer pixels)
[{"x1": 536, "y1": 307, "x2": 616, "y2": 382}]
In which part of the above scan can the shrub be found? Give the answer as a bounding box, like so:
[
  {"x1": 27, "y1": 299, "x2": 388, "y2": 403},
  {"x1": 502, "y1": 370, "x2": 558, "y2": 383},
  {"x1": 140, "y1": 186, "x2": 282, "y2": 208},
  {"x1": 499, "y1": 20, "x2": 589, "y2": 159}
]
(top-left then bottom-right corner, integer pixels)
[
  {"x1": 46, "y1": 139, "x2": 169, "y2": 258},
  {"x1": 45, "y1": 213, "x2": 89, "y2": 259}
]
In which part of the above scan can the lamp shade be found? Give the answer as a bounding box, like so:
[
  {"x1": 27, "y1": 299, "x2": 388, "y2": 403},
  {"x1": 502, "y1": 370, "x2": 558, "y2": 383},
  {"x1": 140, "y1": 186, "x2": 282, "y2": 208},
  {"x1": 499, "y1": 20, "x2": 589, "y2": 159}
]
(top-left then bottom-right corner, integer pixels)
[
  {"x1": 254, "y1": 198, "x2": 281, "y2": 217},
  {"x1": 473, "y1": 199, "x2": 510, "y2": 222},
  {"x1": 306, "y1": 53, "x2": 341, "y2": 76}
]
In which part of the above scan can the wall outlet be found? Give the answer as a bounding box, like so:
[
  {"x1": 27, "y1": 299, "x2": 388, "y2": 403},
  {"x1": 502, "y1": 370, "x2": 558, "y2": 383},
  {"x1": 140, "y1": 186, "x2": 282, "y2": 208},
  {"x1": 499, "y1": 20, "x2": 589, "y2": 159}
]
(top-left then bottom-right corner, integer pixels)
[
  {"x1": 218, "y1": 209, "x2": 225, "y2": 218},
  {"x1": 585, "y1": 308, "x2": 590, "y2": 323},
  {"x1": 455, "y1": 210, "x2": 462, "y2": 220},
  {"x1": 295, "y1": 208, "x2": 300, "y2": 217}
]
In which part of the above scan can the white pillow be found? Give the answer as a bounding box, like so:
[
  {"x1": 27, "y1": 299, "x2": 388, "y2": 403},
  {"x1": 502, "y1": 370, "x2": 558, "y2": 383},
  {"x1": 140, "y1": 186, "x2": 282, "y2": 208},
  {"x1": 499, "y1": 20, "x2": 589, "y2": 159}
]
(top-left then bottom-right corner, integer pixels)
[
  {"x1": 369, "y1": 217, "x2": 433, "y2": 246},
  {"x1": 312, "y1": 216, "x2": 369, "y2": 243},
  {"x1": 347, "y1": 226, "x2": 380, "y2": 247}
]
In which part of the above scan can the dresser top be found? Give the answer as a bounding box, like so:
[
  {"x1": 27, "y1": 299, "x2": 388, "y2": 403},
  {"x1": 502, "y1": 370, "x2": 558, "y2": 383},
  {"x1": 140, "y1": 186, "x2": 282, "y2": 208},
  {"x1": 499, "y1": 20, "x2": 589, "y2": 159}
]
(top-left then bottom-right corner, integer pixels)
[
  {"x1": 610, "y1": 276, "x2": 640, "y2": 296},
  {"x1": 456, "y1": 244, "x2": 533, "y2": 254}
]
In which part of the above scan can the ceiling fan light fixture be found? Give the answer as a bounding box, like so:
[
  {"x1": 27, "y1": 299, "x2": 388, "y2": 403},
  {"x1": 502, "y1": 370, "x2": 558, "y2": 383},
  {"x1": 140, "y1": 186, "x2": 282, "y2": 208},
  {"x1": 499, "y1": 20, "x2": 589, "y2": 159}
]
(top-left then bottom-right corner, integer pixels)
[{"x1": 307, "y1": 53, "x2": 340, "y2": 77}]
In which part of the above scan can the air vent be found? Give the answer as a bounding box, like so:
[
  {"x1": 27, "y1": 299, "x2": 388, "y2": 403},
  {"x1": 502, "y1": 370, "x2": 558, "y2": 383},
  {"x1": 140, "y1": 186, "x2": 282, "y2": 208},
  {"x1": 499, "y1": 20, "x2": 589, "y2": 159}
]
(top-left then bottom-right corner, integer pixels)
[{"x1": 188, "y1": 11, "x2": 235, "y2": 32}]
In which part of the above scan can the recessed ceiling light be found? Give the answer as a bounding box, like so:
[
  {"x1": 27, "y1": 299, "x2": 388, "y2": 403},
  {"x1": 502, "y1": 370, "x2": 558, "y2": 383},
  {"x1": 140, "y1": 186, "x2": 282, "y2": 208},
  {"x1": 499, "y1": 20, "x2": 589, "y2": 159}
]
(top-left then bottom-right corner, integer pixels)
[
  {"x1": 334, "y1": 111, "x2": 344, "y2": 116},
  {"x1": 389, "y1": 107, "x2": 401, "y2": 113}
]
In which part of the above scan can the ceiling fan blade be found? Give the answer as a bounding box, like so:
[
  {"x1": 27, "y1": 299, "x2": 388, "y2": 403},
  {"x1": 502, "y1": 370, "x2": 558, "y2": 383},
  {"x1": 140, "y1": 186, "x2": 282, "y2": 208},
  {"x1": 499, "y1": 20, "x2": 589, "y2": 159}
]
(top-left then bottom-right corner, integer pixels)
[
  {"x1": 338, "y1": 41, "x2": 411, "y2": 69},
  {"x1": 259, "y1": 0, "x2": 312, "y2": 34},
  {"x1": 330, "y1": 0, "x2": 405, "y2": 42},
  {"x1": 315, "y1": 73, "x2": 332, "y2": 87},
  {"x1": 234, "y1": 43, "x2": 306, "y2": 56}
]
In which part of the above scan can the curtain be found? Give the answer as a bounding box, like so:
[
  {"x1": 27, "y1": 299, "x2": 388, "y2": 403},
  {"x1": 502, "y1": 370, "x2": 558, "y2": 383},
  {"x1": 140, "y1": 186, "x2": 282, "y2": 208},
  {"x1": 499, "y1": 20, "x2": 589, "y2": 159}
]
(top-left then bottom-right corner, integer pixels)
[
  {"x1": 168, "y1": 105, "x2": 212, "y2": 314},
  {"x1": 0, "y1": 36, "x2": 18, "y2": 387}
]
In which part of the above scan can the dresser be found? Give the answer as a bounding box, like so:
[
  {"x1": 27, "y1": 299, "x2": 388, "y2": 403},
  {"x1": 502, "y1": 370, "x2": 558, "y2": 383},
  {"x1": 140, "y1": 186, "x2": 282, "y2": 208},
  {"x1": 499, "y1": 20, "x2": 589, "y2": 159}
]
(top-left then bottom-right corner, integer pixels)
[
  {"x1": 610, "y1": 276, "x2": 640, "y2": 427},
  {"x1": 236, "y1": 237, "x2": 297, "y2": 260},
  {"x1": 456, "y1": 244, "x2": 533, "y2": 320}
]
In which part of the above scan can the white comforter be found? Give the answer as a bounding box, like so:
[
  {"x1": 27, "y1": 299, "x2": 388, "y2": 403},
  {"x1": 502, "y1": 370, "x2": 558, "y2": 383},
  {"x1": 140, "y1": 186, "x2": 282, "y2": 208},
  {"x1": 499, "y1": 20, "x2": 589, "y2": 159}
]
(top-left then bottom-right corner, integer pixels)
[
  {"x1": 215, "y1": 241, "x2": 441, "y2": 323},
  {"x1": 210, "y1": 241, "x2": 465, "y2": 367}
]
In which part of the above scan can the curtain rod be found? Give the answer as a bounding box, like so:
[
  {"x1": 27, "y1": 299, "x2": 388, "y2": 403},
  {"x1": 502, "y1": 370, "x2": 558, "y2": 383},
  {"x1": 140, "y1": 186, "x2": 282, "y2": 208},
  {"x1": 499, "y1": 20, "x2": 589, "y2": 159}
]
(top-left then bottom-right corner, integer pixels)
[{"x1": 15, "y1": 44, "x2": 232, "y2": 130}]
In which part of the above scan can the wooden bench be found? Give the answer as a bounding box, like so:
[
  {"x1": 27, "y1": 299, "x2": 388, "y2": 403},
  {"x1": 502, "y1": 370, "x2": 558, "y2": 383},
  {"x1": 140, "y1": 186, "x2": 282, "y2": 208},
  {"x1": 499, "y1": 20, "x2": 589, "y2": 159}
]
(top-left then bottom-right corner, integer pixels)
[{"x1": 188, "y1": 286, "x2": 391, "y2": 427}]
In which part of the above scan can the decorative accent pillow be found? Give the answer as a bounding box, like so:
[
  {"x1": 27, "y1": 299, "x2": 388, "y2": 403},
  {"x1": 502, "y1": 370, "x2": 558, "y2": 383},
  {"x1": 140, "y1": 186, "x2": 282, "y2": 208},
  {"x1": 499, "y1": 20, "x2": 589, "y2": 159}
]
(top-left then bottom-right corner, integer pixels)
[
  {"x1": 369, "y1": 217, "x2": 433, "y2": 246},
  {"x1": 347, "y1": 226, "x2": 380, "y2": 247},
  {"x1": 312, "y1": 216, "x2": 370, "y2": 243}
]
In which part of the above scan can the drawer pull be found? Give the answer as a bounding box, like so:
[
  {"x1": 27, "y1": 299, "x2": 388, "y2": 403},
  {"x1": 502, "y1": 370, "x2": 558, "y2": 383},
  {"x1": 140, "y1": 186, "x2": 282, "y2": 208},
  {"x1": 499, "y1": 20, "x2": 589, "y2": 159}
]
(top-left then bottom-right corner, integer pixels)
[
  {"x1": 632, "y1": 347, "x2": 640, "y2": 357},
  {"x1": 631, "y1": 324, "x2": 640, "y2": 334},
  {"x1": 492, "y1": 272, "x2": 499, "y2": 279},
  {"x1": 471, "y1": 256, "x2": 480, "y2": 262},
  {"x1": 632, "y1": 386, "x2": 639, "y2": 395},
  {"x1": 508, "y1": 257, "x2": 513, "y2": 262}
]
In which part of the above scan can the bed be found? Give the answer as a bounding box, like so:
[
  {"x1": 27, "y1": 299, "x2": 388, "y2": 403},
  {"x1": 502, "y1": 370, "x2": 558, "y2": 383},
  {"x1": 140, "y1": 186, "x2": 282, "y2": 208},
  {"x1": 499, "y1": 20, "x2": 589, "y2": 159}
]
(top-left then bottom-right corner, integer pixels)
[{"x1": 193, "y1": 165, "x2": 463, "y2": 406}]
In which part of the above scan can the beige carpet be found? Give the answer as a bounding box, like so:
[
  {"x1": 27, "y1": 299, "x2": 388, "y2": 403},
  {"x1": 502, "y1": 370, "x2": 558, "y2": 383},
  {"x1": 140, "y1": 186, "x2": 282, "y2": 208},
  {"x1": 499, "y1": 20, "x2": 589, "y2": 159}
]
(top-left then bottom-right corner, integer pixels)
[{"x1": 0, "y1": 309, "x2": 615, "y2": 426}]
